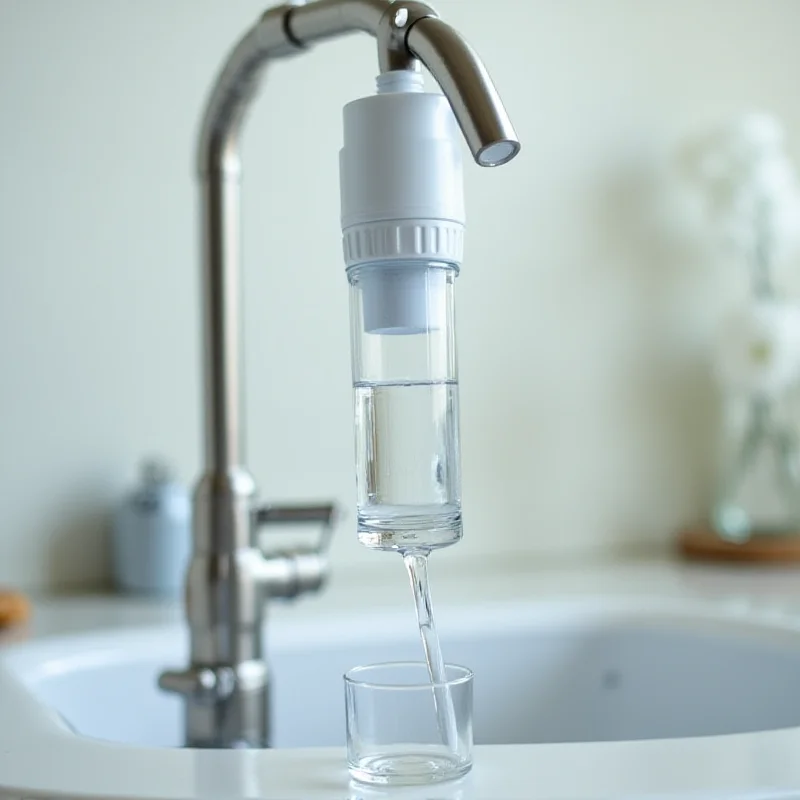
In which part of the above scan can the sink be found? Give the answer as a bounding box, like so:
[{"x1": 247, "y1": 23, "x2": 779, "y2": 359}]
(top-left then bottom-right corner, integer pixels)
[{"x1": 4, "y1": 598, "x2": 800, "y2": 749}]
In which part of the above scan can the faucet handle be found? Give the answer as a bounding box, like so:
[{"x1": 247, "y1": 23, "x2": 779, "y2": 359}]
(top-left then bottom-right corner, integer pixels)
[
  {"x1": 254, "y1": 502, "x2": 337, "y2": 554},
  {"x1": 252, "y1": 502, "x2": 338, "y2": 599}
]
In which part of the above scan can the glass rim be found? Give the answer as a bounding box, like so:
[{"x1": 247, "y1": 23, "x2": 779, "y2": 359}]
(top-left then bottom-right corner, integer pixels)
[
  {"x1": 344, "y1": 660, "x2": 473, "y2": 691},
  {"x1": 346, "y1": 260, "x2": 461, "y2": 278}
]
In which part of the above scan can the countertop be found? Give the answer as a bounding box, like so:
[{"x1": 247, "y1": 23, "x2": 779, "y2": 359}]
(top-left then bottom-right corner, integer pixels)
[
  {"x1": 11, "y1": 552, "x2": 800, "y2": 641},
  {"x1": 4, "y1": 554, "x2": 800, "y2": 800}
]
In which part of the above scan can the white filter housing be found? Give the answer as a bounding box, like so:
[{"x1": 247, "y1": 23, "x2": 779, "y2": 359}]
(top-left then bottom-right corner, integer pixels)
[{"x1": 340, "y1": 71, "x2": 465, "y2": 335}]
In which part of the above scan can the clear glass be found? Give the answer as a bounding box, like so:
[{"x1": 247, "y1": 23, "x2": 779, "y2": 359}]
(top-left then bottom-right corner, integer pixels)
[
  {"x1": 712, "y1": 393, "x2": 800, "y2": 541},
  {"x1": 344, "y1": 662, "x2": 473, "y2": 787},
  {"x1": 348, "y1": 262, "x2": 462, "y2": 552}
]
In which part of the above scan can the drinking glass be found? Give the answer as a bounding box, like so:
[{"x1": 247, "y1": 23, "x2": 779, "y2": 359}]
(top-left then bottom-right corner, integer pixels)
[{"x1": 344, "y1": 661, "x2": 473, "y2": 786}]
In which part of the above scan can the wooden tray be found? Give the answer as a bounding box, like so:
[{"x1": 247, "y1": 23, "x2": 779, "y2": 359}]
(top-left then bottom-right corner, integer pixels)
[{"x1": 678, "y1": 525, "x2": 800, "y2": 563}]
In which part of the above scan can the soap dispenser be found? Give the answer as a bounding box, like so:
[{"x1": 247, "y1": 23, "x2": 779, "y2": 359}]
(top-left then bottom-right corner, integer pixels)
[{"x1": 111, "y1": 460, "x2": 191, "y2": 597}]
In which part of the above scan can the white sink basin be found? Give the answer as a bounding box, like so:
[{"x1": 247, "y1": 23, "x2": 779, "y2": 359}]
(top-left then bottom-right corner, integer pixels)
[{"x1": 4, "y1": 598, "x2": 800, "y2": 749}]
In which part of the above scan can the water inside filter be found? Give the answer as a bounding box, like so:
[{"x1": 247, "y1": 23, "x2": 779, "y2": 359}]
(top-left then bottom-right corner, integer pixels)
[
  {"x1": 354, "y1": 379, "x2": 461, "y2": 551},
  {"x1": 403, "y1": 551, "x2": 459, "y2": 753}
]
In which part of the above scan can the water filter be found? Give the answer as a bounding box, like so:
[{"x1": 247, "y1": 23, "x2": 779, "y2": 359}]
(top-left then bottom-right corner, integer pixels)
[{"x1": 341, "y1": 71, "x2": 464, "y2": 553}]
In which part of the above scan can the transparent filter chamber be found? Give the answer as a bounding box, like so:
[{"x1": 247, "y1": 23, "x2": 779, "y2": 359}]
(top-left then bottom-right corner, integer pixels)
[{"x1": 349, "y1": 261, "x2": 462, "y2": 552}]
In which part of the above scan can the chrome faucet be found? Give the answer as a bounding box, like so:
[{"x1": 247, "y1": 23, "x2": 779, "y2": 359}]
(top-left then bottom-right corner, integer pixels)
[{"x1": 159, "y1": 0, "x2": 519, "y2": 749}]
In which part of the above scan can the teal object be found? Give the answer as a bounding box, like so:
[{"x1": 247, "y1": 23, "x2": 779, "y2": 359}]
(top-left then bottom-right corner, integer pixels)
[{"x1": 111, "y1": 461, "x2": 191, "y2": 597}]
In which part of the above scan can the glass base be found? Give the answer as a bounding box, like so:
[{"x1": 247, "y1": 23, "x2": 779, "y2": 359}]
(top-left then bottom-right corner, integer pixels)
[
  {"x1": 357, "y1": 528, "x2": 462, "y2": 552},
  {"x1": 349, "y1": 750, "x2": 471, "y2": 786},
  {"x1": 357, "y1": 507, "x2": 462, "y2": 552},
  {"x1": 713, "y1": 503, "x2": 800, "y2": 543}
]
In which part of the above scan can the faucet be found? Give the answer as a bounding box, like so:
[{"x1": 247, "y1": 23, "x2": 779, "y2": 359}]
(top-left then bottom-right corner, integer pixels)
[{"x1": 159, "y1": 0, "x2": 519, "y2": 749}]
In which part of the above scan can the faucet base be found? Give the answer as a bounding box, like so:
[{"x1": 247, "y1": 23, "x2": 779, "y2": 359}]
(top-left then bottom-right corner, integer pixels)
[
  {"x1": 186, "y1": 671, "x2": 269, "y2": 749},
  {"x1": 160, "y1": 661, "x2": 270, "y2": 749},
  {"x1": 159, "y1": 467, "x2": 333, "y2": 748}
]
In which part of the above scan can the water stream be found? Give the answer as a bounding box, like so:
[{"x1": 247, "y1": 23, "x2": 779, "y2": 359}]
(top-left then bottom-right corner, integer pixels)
[{"x1": 403, "y1": 551, "x2": 459, "y2": 752}]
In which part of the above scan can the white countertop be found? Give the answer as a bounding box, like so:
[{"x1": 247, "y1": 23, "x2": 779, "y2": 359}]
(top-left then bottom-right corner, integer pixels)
[{"x1": 4, "y1": 554, "x2": 800, "y2": 800}]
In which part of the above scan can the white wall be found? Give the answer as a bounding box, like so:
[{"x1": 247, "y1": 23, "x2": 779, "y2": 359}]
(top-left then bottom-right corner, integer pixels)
[{"x1": 1, "y1": 0, "x2": 799, "y2": 590}]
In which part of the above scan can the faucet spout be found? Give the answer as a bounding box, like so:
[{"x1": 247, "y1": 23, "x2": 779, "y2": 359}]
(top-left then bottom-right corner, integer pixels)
[{"x1": 406, "y1": 16, "x2": 520, "y2": 166}]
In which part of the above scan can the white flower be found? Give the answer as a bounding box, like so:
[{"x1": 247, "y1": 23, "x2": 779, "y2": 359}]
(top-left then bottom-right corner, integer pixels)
[
  {"x1": 685, "y1": 113, "x2": 785, "y2": 189},
  {"x1": 680, "y1": 112, "x2": 800, "y2": 265},
  {"x1": 713, "y1": 301, "x2": 800, "y2": 395}
]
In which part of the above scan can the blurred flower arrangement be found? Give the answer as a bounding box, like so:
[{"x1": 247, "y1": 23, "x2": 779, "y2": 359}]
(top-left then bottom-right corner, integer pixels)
[{"x1": 680, "y1": 113, "x2": 800, "y2": 541}]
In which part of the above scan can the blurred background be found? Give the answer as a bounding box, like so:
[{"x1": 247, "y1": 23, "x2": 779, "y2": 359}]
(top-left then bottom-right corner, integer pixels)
[{"x1": 1, "y1": 0, "x2": 800, "y2": 591}]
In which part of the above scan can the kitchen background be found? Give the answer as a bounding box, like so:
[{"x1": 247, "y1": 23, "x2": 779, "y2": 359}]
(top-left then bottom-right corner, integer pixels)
[{"x1": 1, "y1": 0, "x2": 800, "y2": 590}]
